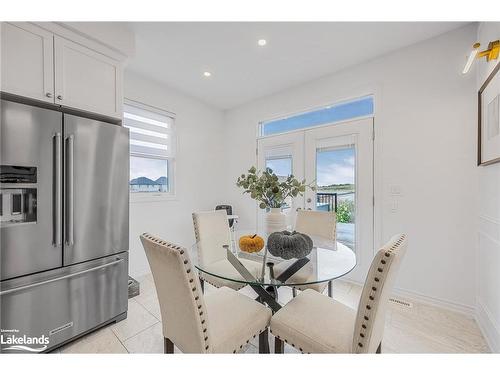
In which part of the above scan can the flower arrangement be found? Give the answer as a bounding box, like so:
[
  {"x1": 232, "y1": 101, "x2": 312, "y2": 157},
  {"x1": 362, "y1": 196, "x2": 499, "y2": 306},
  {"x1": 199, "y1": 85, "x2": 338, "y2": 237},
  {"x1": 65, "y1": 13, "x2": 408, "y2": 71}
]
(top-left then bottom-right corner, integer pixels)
[{"x1": 236, "y1": 166, "x2": 315, "y2": 209}]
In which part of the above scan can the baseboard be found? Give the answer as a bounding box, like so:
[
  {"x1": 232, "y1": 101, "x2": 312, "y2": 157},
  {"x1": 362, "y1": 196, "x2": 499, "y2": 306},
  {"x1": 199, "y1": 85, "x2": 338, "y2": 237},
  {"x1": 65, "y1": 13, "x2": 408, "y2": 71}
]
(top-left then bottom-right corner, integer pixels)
[
  {"x1": 476, "y1": 300, "x2": 500, "y2": 353},
  {"x1": 342, "y1": 277, "x2": 475, "y2": 317},
  {"x1": 392, "y1": 286, "x2": 476, "y2": 317}
]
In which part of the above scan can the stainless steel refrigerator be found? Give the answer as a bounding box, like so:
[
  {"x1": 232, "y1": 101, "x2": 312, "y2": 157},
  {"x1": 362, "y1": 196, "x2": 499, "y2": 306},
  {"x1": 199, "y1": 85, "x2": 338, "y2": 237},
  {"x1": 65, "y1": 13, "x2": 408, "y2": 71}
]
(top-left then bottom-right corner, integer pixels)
[{"x1": 0, "y1": 99, "x2": 129, "y2": 353}]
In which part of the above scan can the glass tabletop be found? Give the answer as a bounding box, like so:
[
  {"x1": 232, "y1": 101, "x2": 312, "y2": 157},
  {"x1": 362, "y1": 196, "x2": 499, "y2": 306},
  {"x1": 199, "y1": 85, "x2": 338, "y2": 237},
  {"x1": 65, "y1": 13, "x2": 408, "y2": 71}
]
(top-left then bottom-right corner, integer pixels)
[{"x1": 192, "y1": 228, "x2": 356, "y2": 287}]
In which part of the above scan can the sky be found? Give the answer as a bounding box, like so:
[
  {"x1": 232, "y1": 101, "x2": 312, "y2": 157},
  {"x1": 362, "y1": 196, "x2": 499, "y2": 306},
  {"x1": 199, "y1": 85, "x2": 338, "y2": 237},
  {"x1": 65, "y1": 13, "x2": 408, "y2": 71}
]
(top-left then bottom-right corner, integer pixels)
[
  {"x1": 316, "y1": 147, "x2": 354, "y2": 187},
  {"x1": 261, "y1": 97, "x2": 369, "y2": 187},
  {"x1": 262, "y1": 96, "x2": 373, "y2": 136},
  {"x1": 130, "y1": 156, "x2": 168, "y2": 181},
  {"x1": 266, "y1": 146, "x2": 355, "y2": 187}
]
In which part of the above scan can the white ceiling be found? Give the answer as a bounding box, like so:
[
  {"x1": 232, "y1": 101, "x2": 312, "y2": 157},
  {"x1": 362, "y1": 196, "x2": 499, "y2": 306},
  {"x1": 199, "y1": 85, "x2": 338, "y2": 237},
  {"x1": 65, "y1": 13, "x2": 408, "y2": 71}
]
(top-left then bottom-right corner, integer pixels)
[{"x1": 126, "y1": 22, "x2": 468, "y2": 110}]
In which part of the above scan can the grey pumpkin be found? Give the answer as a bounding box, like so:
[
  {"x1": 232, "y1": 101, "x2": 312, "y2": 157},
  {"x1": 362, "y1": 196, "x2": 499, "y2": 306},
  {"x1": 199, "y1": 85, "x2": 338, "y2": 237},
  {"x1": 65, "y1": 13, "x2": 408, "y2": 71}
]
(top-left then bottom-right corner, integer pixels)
[{"x1": 267, "y1": 231, "x2": 314, "y2": 260}]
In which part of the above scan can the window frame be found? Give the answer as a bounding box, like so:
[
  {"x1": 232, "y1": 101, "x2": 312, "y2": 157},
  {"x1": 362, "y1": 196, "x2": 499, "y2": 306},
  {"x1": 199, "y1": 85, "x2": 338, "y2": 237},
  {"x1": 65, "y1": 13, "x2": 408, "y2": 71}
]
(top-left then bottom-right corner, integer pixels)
[
  {"x1": 258, "y1": 94, "x2": 374, "y2": 138},
  {"x1": 124, "y1": 98, "x2": 177, "y2": 203}
]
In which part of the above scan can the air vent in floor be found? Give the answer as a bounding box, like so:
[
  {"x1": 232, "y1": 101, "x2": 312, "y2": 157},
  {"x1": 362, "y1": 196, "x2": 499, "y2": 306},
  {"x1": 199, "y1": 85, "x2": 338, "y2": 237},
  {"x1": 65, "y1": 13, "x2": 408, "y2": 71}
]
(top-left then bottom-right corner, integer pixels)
[{"x1": 389, "y1": 297, "x2": 413, "y2": 308}]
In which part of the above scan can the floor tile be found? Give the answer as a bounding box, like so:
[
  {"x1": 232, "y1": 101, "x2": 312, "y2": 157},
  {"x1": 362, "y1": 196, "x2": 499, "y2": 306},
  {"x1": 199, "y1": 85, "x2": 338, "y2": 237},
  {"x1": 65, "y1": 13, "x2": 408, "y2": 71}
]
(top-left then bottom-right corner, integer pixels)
[
  {"x1": 134, "y1": 291, "x2": 162, "y2": 320},
  {"x1": 60, "y1": 327, "x2": 127, "y2": 354},
  {"x1": 110, "y1": 299, "x2": 158, "y2": 342},
  {"x1": 56, "y1": 274, "x2": 491, "y2": 354},
  {"x1": 123, "y1": 322, "x2": 167, "y2": 353}
]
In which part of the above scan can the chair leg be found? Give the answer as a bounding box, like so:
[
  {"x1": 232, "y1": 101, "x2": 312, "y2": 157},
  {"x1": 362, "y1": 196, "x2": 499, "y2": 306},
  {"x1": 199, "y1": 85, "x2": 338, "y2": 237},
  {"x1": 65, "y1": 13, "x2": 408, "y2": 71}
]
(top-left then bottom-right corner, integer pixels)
[
  {"x1": 328, "y1": 280, "x2": 333, "y2": 297},
  {"x1": 164, "y1": 337, "x2": 174, "y2": 354},
  {"x1": 376, "y1": 342, "x2": 382, "y2": 354},
  {"x1": 274, "y1": 337, "x2": 284, "y2": 354},
  {"x1": 199, "y1": 277, "x2": 205, "y2": 293},
  {"x1": 292, "y1": 287, "x2": 297, "y2": 298},
  {"x1": 259, "y1": 328, "x2": 270, "y2": 354}
]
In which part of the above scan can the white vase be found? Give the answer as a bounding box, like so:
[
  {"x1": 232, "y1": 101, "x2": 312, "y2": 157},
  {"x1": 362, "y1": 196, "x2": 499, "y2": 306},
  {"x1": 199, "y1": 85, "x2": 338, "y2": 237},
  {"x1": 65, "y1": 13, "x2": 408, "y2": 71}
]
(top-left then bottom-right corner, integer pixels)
[{"x1": 265, "y1": 208, "x2": 287, "y2": 235}]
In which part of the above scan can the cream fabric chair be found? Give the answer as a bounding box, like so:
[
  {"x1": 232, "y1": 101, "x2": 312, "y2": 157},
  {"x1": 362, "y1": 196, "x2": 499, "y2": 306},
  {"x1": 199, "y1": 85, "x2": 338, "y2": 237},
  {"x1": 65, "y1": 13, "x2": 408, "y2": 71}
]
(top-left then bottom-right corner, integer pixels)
[
  {"x1": 192, "y1": 210, "x2": 262, "y2": 291},
  {"x1": 273, "y1": 210, "x2": 337, "y2": 297},
  {"x1": 140, "y1": 233, "x2": 272, "y2": 353},
  {"x1": 270, "y1": 234, "x2": 408, "y2": 353}
]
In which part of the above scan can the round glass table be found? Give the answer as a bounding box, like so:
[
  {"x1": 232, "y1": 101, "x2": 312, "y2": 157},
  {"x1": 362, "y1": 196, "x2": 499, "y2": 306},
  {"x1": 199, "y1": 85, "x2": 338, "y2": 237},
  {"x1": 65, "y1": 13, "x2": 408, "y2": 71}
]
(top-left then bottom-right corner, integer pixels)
[{"x1": 193, "y1": 229, "x2": 356, "y2": 312}]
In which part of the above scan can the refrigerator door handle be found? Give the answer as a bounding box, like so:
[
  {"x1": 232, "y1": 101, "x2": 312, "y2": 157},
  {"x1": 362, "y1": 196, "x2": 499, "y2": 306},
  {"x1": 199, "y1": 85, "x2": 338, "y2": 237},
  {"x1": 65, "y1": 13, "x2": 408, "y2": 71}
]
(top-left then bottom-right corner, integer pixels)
[
  {"x1": 0, "y1": 258, "x2": 124, "y2": 296},
  {"x1": 65, "y1": 134, "x2": 74, "y2": 246},
  {"x1": 53, "y1": 132, "x2": 62, "y2": 246}
]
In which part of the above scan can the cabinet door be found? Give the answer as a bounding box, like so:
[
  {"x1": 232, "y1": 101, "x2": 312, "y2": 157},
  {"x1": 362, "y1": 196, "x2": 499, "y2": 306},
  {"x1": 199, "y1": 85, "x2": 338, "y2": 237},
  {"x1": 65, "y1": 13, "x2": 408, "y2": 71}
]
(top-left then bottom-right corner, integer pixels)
[
  {"x1": 54, "y1": 36, "x2": 123, "y2": 119},
  {"x1": 1, "y1": 22, "x2": 54, "y2": 103}
]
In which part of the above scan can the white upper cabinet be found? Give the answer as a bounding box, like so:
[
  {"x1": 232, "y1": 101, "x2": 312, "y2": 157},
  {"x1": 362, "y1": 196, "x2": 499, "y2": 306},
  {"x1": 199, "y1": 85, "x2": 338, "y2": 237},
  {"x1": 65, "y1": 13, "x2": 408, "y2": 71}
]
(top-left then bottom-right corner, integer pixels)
[
  {"x1": 1, "y1": 23, "x2": 55, "y2": 103},
  {"x1": 1, "y1": 22, "x2": 123, "y2": 119},
  {"x1": 54, "y1": 36, "x2": 123, "y2": 119}
]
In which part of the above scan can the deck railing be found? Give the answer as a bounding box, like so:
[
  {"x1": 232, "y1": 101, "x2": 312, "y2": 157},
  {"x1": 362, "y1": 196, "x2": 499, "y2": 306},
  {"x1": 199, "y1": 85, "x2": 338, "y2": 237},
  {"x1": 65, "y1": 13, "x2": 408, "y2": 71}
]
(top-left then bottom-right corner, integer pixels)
[{"x1": 316, "y1": 192, "x2": 354, "y2": 212}]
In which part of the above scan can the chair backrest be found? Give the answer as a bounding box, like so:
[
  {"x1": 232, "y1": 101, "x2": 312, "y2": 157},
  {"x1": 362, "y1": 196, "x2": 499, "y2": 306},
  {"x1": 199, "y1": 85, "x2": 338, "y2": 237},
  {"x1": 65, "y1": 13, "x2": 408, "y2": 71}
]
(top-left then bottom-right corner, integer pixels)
[
  {"x1": 192, "y1": 210, "x2": 231, "y2": 265},
  {"x1": 215, "y1": 204, "x2": 234, "y2": 227},
  {"x1": 295, "y1": 210, "x2": 336, "y2": 241},
  {"x1": 140, "y1": 233, "x2": 211, "y2": 353},
  {"x1": 352, "y1": 234, "x2": 408, "y2": 353}
]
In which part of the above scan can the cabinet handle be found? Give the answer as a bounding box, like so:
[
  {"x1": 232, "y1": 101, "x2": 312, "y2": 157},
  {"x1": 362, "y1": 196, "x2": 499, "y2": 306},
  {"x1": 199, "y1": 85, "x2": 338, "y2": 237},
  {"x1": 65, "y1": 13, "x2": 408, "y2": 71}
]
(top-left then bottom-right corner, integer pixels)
[
  {"x1": 46, "y1": 92, "x2": 53, "y2": 98},
  {"x1": 57, "y1": 95, "x2": 63, "y2": 100}
]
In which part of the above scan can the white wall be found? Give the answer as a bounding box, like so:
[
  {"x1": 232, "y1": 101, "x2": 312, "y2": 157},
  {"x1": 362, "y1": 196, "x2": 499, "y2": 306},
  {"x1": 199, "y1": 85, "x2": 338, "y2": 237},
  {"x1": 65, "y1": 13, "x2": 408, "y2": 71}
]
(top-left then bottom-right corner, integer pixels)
[
  {"x1": 475, "y1": 22, "x2": 500, "y2": 353},
  {"x1": 223, "y1": 24, "x2": 478, "y2": 310},
  {"x1": 125, "y1": 71, "x2": 225, "y2": 277}
]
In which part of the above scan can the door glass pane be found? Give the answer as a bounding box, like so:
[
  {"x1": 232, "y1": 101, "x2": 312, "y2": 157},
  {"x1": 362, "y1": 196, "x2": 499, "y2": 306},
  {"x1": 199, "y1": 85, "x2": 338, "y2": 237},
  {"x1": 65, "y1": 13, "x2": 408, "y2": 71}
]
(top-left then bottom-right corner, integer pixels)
[
  {"x1": 265, "y1": 156, "x2": 293, "y2": 210},
  {"x1": 266, "y1": 157, "x2": 292, "y2": 181},
  {"x1": 316, "y1": 145, "x2": 355, "y2": 250},
  {"x1": 130, "y1": 156, "x2": 168, "y2": 193}
]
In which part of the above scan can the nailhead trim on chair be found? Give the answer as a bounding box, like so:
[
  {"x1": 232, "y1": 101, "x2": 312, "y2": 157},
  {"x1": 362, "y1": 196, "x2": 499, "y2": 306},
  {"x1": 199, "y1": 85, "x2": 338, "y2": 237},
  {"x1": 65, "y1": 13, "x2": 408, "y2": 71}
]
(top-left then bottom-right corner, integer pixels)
[
  {"x1": 144, "y1": 232, "x2": 270, "y2": 354},
  {"x1": 270, "y1": 329, "x2": 310, "y2": 354},
  {"x1": 198, "y1": 274, "x2": 246, "y2": 291},
  {"x1": 142, "y1": 233, "x2": 212, "y2": 353},
  {"x1": 355, "y1": 234, "x2": 406, "y2": 353}
]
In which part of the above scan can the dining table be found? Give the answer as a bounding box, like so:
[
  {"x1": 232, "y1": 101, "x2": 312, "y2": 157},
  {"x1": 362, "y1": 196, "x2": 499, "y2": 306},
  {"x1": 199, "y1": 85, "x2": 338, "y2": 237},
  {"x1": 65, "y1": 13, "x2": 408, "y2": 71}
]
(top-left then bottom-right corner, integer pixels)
[{"x1": 193, "y1": 228, "x2": 356, "y2": 313}]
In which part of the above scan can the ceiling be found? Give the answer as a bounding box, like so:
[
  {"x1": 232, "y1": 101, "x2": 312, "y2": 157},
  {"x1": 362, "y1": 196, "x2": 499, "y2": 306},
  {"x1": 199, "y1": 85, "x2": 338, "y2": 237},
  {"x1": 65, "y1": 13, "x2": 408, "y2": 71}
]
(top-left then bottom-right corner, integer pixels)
[{"x1": 126, "y1": 22, "x2": 468, "y2": 110}]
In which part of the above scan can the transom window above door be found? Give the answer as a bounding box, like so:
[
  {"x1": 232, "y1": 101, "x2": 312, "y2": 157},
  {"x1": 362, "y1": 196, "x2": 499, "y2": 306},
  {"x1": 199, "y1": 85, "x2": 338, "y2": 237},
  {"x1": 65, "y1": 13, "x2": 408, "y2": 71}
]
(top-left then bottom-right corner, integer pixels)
[{"x1": 260, "y1": 95, "x2": 374, "y2": 136}]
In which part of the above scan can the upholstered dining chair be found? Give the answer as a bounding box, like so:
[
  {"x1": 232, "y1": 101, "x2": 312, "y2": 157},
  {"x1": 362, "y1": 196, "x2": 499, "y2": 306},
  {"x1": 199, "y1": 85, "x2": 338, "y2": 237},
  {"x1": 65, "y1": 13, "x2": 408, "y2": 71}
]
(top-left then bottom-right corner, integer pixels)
[
  {"x1": 192, "y1": 210, "x2": 262, "y2": 291},
  {"x1": 270, "y1": 234, "x2": 408, "y2": 353},
  {"x1": 140, "y1": 233, "x2": 272, "y2": 353},
  {"x1": 274, "y1": 210, "x2": 337, "y2": 297}
]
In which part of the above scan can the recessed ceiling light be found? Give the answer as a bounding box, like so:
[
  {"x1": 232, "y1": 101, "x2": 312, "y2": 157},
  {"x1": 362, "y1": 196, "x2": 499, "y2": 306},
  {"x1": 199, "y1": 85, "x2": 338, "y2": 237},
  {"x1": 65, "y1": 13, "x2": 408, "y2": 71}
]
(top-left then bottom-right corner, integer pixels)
[
  {"x1": 203, "y1": 71, "x2": 211, "y2": 77},
  {"x1": 257, "y1": 39, "x2": 267, "y2": 46}
]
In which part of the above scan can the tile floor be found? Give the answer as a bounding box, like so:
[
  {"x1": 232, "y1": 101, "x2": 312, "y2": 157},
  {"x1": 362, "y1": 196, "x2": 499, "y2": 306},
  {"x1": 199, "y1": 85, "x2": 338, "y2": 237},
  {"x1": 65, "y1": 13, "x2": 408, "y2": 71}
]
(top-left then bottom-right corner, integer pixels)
[{"x1": 56, "y1": 274, "x2": 490, "y2": 354}]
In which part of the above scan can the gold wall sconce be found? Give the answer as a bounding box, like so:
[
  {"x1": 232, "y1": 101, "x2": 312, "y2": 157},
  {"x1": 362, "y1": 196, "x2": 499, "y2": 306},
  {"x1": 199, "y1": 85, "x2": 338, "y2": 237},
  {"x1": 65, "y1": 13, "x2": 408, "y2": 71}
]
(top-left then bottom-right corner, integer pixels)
[{"x1": 462, "y1": 40, "x2": 500, "y2": 74}]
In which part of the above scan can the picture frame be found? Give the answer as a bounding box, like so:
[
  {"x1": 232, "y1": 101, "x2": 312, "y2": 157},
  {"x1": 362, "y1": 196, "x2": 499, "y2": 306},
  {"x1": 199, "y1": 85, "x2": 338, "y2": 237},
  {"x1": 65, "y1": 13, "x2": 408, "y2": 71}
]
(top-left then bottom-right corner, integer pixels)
[{"x1": 478, "y1": 60, "x2": 500, "y2": 166}]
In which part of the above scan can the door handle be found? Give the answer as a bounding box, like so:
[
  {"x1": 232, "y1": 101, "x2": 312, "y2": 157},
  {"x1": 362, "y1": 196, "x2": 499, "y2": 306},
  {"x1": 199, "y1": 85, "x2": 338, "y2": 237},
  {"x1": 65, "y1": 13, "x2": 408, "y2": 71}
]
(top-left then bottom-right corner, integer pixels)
[
  {"x1": 65, "y1": 135, "x2": 74, "y2": 246},
  {"x1": 53, "y1": 133, "x2": 62, "y2": 246},
  {"x1": 0, "y1": 258, "x2": 123, "y2": 296}
]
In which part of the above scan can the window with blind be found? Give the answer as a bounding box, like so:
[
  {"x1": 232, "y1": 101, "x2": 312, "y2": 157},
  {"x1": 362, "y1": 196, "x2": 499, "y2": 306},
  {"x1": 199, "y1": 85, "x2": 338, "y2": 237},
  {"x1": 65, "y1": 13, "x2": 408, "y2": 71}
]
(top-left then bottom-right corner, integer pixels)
[{"x1": 123, "y1": 100, "x2": 176, "y2": 196}]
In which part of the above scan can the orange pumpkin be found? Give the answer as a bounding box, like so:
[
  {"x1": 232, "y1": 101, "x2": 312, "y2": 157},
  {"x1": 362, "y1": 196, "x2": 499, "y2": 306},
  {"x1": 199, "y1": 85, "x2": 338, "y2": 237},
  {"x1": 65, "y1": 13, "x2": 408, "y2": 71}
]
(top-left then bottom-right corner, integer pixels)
[{"x1": 239, "y1": 234, "x2": 265, "y2": 253}]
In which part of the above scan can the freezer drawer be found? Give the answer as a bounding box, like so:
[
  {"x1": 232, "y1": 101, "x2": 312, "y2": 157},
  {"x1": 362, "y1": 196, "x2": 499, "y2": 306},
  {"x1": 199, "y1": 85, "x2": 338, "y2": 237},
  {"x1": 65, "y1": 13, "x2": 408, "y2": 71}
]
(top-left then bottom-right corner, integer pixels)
[{"x1": 0, "y1": 252, "x2": 128, "y2": 353}]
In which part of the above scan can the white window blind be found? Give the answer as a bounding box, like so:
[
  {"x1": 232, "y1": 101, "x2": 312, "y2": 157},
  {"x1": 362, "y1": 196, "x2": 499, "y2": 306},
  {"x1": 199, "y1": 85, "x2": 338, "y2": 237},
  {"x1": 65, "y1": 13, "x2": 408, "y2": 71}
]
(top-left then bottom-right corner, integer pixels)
[{"x1": 123, "y1": 103, "x2": 175, "y2": 159}]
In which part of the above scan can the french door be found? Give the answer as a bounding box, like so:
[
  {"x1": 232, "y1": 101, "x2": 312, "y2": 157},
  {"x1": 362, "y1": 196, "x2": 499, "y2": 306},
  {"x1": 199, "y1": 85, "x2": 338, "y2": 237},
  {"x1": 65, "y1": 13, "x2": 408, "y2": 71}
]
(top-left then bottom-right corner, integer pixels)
[{"x1": 257, "y1": 117, "x2": 374, "y2": 281}]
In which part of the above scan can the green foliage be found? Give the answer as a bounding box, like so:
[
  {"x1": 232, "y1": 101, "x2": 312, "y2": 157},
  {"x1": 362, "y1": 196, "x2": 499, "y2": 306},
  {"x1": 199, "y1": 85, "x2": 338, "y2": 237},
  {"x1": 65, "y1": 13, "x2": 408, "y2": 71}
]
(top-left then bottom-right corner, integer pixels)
[
  {"x1": 336, "y1": 200, "x2": 355, "y2": 223},
  {"x1": 236, "y1": 166, "x2": 315, "y2": 209}
]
